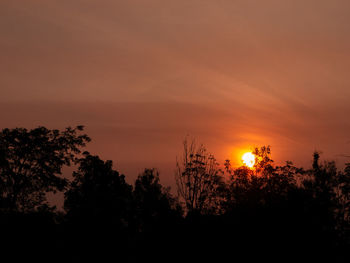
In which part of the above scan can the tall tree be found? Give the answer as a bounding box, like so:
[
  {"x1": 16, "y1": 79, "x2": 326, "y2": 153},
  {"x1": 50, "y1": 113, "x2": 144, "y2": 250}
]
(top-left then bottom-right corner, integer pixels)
[
  {"x1": 63, "y1": 153, "x2": 134, "y2": 262},
  {"x1": 224, "y1": 146, "x2": 298, "y2": 211},
  {"x1": 175, "y1": 138, "x2": 224, "y2": 215},
  {"x1": 0, "y1": 126, "x2": 90, "y2": 212},
  {"x1": 64, "y1": 153, "x2": 133, "y2": 225},
  {"x1": 134, "y1": 168, "x2": 180, "y2": 233},
  {"x1": 336, "y1": 163, "x2": 350, "y2": 244}
]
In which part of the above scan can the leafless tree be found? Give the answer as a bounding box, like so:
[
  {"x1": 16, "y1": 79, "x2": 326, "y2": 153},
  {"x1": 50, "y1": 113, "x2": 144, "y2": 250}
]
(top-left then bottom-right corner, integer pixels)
[{"x1": 175, "y1": 138, "x2": 224, "y2": 215}]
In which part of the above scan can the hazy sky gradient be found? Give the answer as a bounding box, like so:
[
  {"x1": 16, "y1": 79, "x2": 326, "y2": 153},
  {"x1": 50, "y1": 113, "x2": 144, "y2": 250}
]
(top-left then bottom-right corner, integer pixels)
[{"x1": 1, "y1": 0, "x2": 350, "y2": 185}]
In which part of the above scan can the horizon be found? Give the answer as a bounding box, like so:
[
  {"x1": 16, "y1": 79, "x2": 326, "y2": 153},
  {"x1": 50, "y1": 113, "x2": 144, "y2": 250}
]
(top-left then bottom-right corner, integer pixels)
[{"x1": 2, "y1": 0, "x2": 350, "y2": 187}]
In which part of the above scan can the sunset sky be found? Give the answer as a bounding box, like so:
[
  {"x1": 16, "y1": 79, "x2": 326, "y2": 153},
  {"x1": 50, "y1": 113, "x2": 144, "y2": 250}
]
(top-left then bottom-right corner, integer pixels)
[{"x1": 1, "y1": 0, "x2": 350, "y2": 186}]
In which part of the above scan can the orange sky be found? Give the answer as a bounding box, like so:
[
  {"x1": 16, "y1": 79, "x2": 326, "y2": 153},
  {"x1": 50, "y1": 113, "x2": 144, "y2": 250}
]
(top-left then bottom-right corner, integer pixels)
[{"x1": 1, "y1": 0, "x2": 350, "y2": 186}]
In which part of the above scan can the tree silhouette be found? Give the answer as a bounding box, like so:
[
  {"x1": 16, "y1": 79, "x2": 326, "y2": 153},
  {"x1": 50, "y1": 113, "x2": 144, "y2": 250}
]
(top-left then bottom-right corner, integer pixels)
[
  {"x1": 336, "y1": 163, "x2": 350, "y2": 241},
  {"x1": 224, "y1": 146, "x2": 297, "y2": 211},
  {"x1": 132, "y1": 169, "x2": 182, "y2": 262},
  {"x1": 175, "y1": 138, "x2": 225, "y2": 215},
  {"x1": 64, "y1": 152, "x2": 133, "y2": 226},
  {"x1": 0, "y1": 126, "x2": 349, "y2": 262},
  {"x1": 64, "y1": 153, "x2": 133, "y2": 262},
  {"x1": 0, "y1": 126, "x2": 90, "y2": 212},
  {"x1": 134, "y1": 168, "x2": 181, "y2": 232},
  {"x1": 299, "y1": 152, "x2": 341, "y2": 257},
  {"x1": 222, "y1": 148, "x2": 338, "y2": 261}
]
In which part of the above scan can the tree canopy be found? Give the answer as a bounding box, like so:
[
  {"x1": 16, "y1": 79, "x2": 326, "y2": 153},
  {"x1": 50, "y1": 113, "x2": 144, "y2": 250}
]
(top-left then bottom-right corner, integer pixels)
[
  {"x1": 0, "y1": 127, "x2": 350, "y2": 262},
  {"x1": 0, "y1": 126, "x2": 90, "y2": 212}
]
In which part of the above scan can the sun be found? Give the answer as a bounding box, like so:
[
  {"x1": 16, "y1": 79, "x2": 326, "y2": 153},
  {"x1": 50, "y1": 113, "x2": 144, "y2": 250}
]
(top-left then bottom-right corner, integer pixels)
[{"x1": 242, "y1": 152, "x2": 255, "y2": 168}]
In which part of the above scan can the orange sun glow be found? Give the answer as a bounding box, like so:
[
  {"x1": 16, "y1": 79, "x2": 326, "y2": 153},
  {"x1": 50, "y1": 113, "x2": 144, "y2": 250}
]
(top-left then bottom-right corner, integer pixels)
[{"x1": 242, "y1": 152, "x2": 255, "y2": 168}]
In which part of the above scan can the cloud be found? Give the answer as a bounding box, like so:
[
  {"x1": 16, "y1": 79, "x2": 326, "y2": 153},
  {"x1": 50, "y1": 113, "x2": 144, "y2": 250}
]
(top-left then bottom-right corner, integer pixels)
[{"x1": 1, "y1": 0, "x2": 350, "y2": 182}]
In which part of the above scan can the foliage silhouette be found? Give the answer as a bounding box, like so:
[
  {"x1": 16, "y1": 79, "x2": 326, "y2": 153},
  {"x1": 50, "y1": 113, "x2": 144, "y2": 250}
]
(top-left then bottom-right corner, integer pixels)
[
  {"x1": 0, "y1": 126, "x2": 90, "y2": 212},
  {"x1": 64, "y1": 153, "x2": 133, "y2": 261},
  {"x1": 1, "y1": 127, "x2": 350, "y2": 262},
  {"x1": 134, "y1": 168, "x2": 181, "y2": 232},
  {"x1": 65, "y1": 152, "x2": 132, "y2": 224},
  {"x1": 131, "y1": 169, "x2": 183, "y2": 262}
]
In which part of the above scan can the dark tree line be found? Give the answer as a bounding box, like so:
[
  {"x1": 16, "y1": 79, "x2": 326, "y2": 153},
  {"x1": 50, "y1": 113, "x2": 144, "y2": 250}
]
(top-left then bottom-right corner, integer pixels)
[{"x1": 0, "y1": 127, "x2": 350, "y2": 262}]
